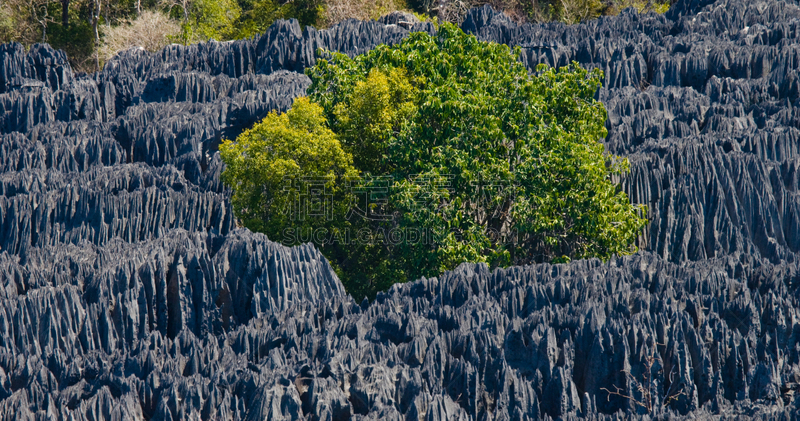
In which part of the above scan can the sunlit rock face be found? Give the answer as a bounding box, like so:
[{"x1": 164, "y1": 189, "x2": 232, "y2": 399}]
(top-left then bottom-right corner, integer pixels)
[{"x1": 0, "y1": 0, "x2": 799, "y2": 419}]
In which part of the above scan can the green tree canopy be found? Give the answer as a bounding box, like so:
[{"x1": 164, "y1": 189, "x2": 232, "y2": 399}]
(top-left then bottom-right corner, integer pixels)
[
  {"x1": 166, "y1": 0, "x2": 242, "y2": 44},
  {"x1": 222, "y1": 23, "x2": 647, "y2": 300},
  {"x1": 219, "y1": 97, "x2": 358, "y2": 235}
]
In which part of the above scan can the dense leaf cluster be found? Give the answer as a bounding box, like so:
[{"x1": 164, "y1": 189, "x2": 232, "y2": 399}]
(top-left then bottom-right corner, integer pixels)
[
  {"x1": 221, "y1": 24, "x2": 647, "y2": 300},
  {"x1": 220, "y1": 97, "x2": 358, "y2": 237}
]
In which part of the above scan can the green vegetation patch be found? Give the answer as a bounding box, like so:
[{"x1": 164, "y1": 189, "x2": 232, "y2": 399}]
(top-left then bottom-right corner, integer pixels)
[{"x1": 221, "y1": 23, "x2": 647, "y2": 300}]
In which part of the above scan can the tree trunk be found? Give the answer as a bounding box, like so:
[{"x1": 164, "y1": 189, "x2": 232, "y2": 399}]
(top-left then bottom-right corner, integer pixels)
[
  {"x1": 93, "y1": 0, "x2": 101, "y2": 71},
  {"x1": 61, "y1": 0, "x2": 69, "y2": 27},
  {"x1": 182, "y1": 0, "x2": 190, "y2": 45},
  {"x1": 29, "y1": 0, "x2": 50, "y2": 43}
]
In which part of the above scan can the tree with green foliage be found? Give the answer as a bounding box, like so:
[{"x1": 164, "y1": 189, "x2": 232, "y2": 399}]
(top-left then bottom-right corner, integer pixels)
[
  {"x1": 286, "y1": 0, "x2": 325, "y2": 28},
  {"x1": 161, "y1": 0, "x2": 324, "y2": 44},
  {"x1": 219, "y1": 97, "x2": 358, "y2": 237},
  {"x1": 229, "y1": 0, "x2": 324, "y2": 39},
  {"x1": 308, "y1": 24, "x2": 645, "y2": 277},
  {"x1": 163, "y1": 0, "x2": 241, "y2": 44},
  {"x1": 230, "y1": 0, "x2": 291, "y2": 39},
  {"x1": 219, "y1": 96, "x2": 395, "y2": 301},
  {"x1": 223, "y1": 28, "x2": 646, "y2": 295},
  {"x1": 223, "y1": 23, "x2": 646, "y2": 300}
]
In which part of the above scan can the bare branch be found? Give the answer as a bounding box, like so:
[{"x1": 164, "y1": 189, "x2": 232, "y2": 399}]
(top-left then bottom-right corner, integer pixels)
[{"x1": 601, "y1": 337, "x2": 686, "y2": 414}]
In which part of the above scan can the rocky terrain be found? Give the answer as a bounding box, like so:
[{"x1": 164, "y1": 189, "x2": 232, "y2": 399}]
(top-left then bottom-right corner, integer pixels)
[{"x1": 0, "y1": 0, "x2": 799, "y2": 419}]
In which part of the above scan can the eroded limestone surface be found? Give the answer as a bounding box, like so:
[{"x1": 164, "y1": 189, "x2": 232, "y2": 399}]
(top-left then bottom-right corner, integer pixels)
[{"x1": 0, "y1": 0, "x2": 798, "y2": 418}]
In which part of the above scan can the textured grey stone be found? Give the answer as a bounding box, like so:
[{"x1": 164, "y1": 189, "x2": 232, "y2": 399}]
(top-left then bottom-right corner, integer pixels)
[{"x1": 0, "y1": 0, "x2": 799, "y2": 419}]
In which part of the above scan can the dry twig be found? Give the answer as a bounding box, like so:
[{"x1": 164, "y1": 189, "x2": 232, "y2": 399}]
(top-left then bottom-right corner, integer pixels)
[{"x1": 601, "y1": 340, "x2": 686, "y2": 413}]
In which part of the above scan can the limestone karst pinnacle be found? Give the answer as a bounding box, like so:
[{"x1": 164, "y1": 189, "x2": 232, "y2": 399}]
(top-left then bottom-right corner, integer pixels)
[{"x1": 0, "y1": 0, "x2": 799, "y2": 418}]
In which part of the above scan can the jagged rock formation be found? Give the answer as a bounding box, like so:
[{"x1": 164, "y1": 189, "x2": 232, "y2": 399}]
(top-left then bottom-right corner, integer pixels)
[{"x1": 0, "y1": 0, "x2": 799, "y2": 419}]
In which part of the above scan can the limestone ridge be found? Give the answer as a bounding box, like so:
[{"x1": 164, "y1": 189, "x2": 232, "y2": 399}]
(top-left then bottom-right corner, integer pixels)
[{"x1": 0, "y1": 0, "x2": 798, "y2": 419}]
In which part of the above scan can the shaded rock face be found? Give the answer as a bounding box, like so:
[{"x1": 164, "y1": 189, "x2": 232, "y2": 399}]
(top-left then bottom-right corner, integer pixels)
[{"x1": 0, "y1": 0, "x2": 799, "y2": 419}]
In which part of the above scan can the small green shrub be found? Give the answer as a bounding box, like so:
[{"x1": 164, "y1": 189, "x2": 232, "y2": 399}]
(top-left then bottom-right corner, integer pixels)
[
  {"x1": 230, "y1": 0, "x2": 292, "y2": 39},
  {"x1": 287, "y1": 0, "x2": 326, "y2": 28},
  {"x1": 606, "y1": 0, "x2": 671, "y2": 16},
  {"x1": 166, "y1": 0, "x2": 242, "y2": 44},
  {"x1": 47, "y1": 20, "x2": 95, "y2": 71},
  {"x1": 0, "y1": 3, "x2": 17, "y2": 43}
]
